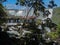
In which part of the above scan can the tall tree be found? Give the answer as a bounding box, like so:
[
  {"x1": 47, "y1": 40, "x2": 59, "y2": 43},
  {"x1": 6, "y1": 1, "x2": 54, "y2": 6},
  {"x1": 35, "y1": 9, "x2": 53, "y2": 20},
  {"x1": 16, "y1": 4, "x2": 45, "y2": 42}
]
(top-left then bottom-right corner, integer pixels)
[
  {"x1": 48, "y1": 0, "x2": 57, "y2": 8},
  {"x1": 0, "y1": 4, "x2": 7, "y2": 25},
  {"x1": 16, "y1": 0, "x2": 45, "y2": 16},
  {"x1": 16, "y1": 0, "x2": 57, "y2": 16}
]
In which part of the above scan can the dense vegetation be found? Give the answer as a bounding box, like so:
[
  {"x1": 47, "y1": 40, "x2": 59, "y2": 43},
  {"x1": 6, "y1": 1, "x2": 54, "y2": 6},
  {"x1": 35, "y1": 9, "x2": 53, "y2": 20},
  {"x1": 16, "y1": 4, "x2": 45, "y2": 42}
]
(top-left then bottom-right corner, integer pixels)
[
  {"x1": 52, "y1": 7, "x2": 60, "y2": 24},
  {"x1": 0, "y1": 0, "x2": 60, "y2": 45},
  {"x1": 0, "y1": 4, "x2": 7, "y2": 25}
]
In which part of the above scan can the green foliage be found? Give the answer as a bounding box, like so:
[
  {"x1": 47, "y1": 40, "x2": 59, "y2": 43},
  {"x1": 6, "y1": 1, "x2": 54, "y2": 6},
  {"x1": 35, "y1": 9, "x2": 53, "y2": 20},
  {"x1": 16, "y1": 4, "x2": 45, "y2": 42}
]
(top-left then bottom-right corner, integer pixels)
[
  {"x1": 20, "y1": 0, "x2": 25, "y2": 5},
  {"x1": 47, "y1": 32, "x2": 58, "y2": 40},
  {"x1": 47, "y1": 24, "x2": 60, "y2": 40},
  {"x1": 0, "y1": 4, "x2": 7, "y2": 17},
  {"x1": 0, "y1": 4, "x2": 7, "y2": 25},
  {"x1": 0, "y1": 18, "x2": 7, "y2": 25},
  {"x1": 52, "y1": 7, "x2": 60, "y2": 24},
  {"x1": 48, "y1": 0, "x2": 57, "y2": 8},
  {"x1": 56, "y1": 24, "x2": 60, "y2": 34},
  {"x1": 36, "y1": 19, "x2": 41, "y2": 25}
]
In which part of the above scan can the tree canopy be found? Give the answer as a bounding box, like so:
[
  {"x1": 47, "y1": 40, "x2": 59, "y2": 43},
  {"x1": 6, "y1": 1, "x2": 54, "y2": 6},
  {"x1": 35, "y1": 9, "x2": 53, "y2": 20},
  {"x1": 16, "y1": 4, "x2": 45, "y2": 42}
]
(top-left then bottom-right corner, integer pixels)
[
  {"x1": 15, "y1": 0, "x2": 57, "y2": 17},
  {"x1": 0, "y1": 4, "x2": 7, "y2": 25}
]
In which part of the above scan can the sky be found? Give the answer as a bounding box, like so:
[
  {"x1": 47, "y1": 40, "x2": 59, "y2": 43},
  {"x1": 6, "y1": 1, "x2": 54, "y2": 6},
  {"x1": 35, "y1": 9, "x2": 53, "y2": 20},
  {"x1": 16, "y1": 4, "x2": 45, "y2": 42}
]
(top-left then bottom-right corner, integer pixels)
[
  {"x1": 2, "y1": 0, "x2": 26, "y2": 9},
  {"x1": 2, "y1": 0, "x2": 60, "y2": 9}
]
